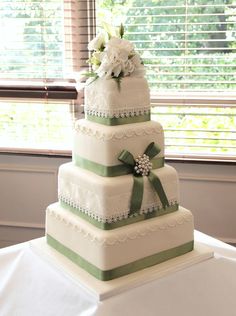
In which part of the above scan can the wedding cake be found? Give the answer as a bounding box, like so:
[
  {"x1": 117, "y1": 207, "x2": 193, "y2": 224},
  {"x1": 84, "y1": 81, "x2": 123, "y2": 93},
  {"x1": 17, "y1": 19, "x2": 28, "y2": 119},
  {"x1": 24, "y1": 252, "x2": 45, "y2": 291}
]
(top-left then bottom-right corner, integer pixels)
[{"x1": 45, "y1": 26, "x2": 194, "y2": 281}]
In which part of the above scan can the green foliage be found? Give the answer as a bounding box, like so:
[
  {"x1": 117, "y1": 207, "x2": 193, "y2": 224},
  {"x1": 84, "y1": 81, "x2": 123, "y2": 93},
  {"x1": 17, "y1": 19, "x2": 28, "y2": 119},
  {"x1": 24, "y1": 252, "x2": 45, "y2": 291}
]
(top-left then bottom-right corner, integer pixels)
[
  {"x1": 0, "y1": 0, "x2": 63, "y2": 78},
  {"x1": 96, "y1": 0, "x2": 236, "y2": 155},
  {"x1": 1, "y1": 0, "x2": 235, "y2": 156},
  {"x1": 152, "y1": 106, "x2": 236, "y2": 155},
  {"x1": 97, "y1": 0, "x2": 236, "y2": 91},
  {"x1": 0, "y1": 102, "x2": 73, "y2": 149}
]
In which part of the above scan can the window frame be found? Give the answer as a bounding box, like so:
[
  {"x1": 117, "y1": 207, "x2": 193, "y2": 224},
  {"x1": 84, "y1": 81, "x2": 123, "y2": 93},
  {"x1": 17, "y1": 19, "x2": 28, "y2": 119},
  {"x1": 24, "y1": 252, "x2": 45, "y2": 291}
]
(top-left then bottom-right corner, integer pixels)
[{"x1": 0, "y1": 0, "x2": 235, "y2": 163}]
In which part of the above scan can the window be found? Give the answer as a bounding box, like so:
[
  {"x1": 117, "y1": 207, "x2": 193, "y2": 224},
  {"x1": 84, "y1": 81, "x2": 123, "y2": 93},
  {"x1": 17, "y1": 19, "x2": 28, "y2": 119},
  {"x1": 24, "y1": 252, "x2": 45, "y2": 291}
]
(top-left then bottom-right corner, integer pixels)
[
  {"x1": 97, "y1": 0, "x2": 236, "y2": 160},
  {"x1": 0, "y1": 0, "x2": 95, "y2": 78},
  {"x1": 0, "y1": 0, "x2": 235, "y2": 160},
  {"x1": 0, "y1": 0, "x2": 95, "y2": 155},
  {"x1": 0, "y1": 0, "x2": 63, "y2": 79}
]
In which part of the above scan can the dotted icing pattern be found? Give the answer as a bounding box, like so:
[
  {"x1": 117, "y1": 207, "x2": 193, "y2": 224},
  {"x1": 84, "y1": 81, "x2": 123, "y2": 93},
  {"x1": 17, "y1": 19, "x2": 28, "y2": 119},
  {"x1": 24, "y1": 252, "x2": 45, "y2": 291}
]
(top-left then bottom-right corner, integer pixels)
[
  {"x1": 85, "y1": 107, "x2": 150, "y2": 119},
  {"x1": 59, "y1": 193, "x2": 178, "y2": 224}
]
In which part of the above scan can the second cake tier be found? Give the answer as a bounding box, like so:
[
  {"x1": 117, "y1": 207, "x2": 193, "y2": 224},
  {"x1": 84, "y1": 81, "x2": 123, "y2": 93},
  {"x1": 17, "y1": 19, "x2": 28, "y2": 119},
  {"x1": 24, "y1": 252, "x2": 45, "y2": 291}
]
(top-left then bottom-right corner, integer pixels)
[
  {"x1": 58, "y1": 162, "x2": 179, "y2": 229},
  {"x1": 73, "y1": 119, "x2": 164, "y2": 177}
]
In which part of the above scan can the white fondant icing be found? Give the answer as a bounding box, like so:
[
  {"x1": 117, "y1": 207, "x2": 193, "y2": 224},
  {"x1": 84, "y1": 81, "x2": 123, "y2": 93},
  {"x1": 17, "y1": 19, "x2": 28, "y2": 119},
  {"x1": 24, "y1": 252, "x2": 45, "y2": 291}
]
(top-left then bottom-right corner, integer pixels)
[
  {"x1": 84, "y1": 77, "x2": 150, "y2": 117},
  {"x1": 58, "y1": 163, "x2": 179, "y2": 223},
  {"x1": 46, "y1": 204, "x2": 194, "y2": 270},
  {"x1": 73, "y1": 120, "x2": 164, "y2": 166},
  {"x1": 45, "y1": 65, "x2": 195, "y2": 279}
]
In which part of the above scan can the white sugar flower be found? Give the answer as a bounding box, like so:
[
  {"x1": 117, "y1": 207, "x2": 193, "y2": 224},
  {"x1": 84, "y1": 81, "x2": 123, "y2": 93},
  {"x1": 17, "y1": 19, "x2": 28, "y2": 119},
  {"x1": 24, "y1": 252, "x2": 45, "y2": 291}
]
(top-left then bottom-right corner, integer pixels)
[
  {"x1": 88, "y1": 32, "x2": 106, "y2": 51},
  {"x1": 95, "y1": 46, "x2": 128, "y2": 78},
  {"x1": 95, "y1": 38, "x2": 137, "y2": 78},
  {"x1": 89, "y1": 52, "x2": 102, "y2": 71},
  {"x1": 95, "y1": 52, "x2": 121, "y2": 78},
  {"x1": 86, "y1": 24, "x2": 145, "y2": 80},
  {"x1": 106, "y1": 37, "x2": 134, "y2": 54},
  {"x1": 122, "y1": 59, "x2": 135, "y2": 76},
  {"x1": 130, "y1": 53, "x2": 146, "y2": 77}
]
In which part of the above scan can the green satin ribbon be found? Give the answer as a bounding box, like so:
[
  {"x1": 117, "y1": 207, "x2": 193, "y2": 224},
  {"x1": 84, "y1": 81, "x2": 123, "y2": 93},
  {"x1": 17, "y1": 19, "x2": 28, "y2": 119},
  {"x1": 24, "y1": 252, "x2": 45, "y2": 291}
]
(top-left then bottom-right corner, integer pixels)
[
  {"x1": 87, "y1": 112, "x2": 150, "y2": 126},
  {"x1": 47, "y1": 234, "x2": 194, "y2": 281},
  {"x1": 148, "y1": 172, "x2": 169, "y2": 209},
  {"x1": 60, "y1": 200, "x2": 178, "y2": 230},
  {"x1": 118, "y1": 142, "x2": 169, "y2": 215},
  {"x1": 74, "y1": 154, "x2": 164, "y2": 177}
]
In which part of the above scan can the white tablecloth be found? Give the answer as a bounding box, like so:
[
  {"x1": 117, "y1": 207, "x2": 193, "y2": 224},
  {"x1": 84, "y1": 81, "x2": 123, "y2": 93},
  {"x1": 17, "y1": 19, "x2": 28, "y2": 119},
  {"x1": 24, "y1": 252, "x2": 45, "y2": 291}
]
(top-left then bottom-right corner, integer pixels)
[{"x1": 0, "y1": 231, "x2": 236, "y2": 316}]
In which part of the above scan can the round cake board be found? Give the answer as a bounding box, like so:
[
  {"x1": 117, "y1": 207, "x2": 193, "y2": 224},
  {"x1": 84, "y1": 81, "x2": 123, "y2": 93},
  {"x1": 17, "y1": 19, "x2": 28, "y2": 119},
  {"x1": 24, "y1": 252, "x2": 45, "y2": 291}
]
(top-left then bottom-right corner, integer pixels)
[{"x1": 30, "y1": 237, "x2": 214, "y2": 301}]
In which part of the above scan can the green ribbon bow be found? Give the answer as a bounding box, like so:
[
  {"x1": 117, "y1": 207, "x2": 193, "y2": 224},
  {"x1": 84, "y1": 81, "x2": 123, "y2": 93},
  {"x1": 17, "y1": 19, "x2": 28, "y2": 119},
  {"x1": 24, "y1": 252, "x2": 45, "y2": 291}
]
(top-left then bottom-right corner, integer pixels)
[{"x1": 118, "y1": 142, "x2": 169, "y2": 215}]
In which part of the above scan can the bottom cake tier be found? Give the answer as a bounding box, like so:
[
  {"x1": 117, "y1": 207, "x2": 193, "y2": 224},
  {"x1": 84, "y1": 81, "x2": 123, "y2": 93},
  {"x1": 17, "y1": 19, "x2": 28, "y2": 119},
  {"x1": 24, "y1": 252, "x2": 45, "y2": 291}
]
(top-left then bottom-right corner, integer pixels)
[{"x1": 46, "y1": 203, "x2": 194, "y2": 281}]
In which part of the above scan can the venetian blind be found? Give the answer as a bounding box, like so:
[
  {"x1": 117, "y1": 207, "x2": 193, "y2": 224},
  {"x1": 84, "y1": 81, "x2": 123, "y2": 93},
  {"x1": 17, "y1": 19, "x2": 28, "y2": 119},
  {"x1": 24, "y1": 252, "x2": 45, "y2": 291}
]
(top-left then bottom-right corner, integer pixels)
[
  {"x1": 64, "y1": 0, "x2": 96, "y2": 76},
  {"x1": 97, "y1": 0, "x2": 236, "y2": 160},
  {"x1": 0, "y1": 0, "x2": 95, "y2": 97},
  {"x1": 0, "y1": 0, "x2": 85, "y2": 80},
  {"x1": 0, "y1": 0, "x2": 64, "y2": 79},
  {"x1": 0, "y1": 0, "x2": 95, "y2": 153}
]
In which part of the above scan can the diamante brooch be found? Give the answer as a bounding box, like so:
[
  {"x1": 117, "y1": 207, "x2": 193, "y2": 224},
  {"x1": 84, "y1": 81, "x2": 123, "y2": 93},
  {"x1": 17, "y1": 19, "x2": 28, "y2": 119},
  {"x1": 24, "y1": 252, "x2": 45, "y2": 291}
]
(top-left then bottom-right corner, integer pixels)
[{"x1": 134, "y1": 154, "x2": 152, "y2": 176}]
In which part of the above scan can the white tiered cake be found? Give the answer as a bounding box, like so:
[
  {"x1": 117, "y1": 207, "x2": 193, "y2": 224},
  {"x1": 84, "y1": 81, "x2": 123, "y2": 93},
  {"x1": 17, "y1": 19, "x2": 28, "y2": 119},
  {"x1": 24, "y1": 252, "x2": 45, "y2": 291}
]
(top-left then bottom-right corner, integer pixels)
[{"x1": 45, "y1": 29, "x2": 194, "y2": 281}]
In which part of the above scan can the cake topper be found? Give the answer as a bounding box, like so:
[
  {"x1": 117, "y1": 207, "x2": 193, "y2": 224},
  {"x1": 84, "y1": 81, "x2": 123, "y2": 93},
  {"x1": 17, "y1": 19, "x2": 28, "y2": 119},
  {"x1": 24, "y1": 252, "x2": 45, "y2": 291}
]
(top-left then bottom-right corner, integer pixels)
[{"x1": 86, "y1": 23, "x2": 145, "y2": 85}]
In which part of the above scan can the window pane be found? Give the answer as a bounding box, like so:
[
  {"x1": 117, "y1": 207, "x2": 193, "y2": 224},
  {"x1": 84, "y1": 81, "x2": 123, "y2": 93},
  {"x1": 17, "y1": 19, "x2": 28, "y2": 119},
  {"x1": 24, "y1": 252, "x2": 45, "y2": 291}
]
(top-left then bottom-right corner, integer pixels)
[
  {"x1": 0, "y1": 100, "x2": 76, "y2": 152},
  {"x1": 96, "y1": 0, "x2": 236, "y2": 159},
  {"x1": 152, "y1": 103, "x2": 236, "y2": 158},
  {"x1": 0, "y1": 0, "x2": 64, "y2": 79},
  {"x1": 0, "y1": 0, "x2": 94, "y2": 154},
  {"x1": 96, "y1": 0, "x2": 236, "y2": 92}
]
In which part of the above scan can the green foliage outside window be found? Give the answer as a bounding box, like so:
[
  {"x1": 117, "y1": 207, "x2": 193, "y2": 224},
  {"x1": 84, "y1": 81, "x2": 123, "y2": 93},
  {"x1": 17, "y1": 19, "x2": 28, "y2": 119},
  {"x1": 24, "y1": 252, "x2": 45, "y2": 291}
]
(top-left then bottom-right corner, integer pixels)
[
  {"x1": 0, "y1": 0, "x2": 63, "y2": 78},
  {"x1": 97, "y1": 0, "x2": 236, "y2": 91},
  {"x1": 96, "y1": 0, "x2": 236, "y2": 156},
  {"x1": 0, "y1": 0, "x2": 235, "y2": 156}
]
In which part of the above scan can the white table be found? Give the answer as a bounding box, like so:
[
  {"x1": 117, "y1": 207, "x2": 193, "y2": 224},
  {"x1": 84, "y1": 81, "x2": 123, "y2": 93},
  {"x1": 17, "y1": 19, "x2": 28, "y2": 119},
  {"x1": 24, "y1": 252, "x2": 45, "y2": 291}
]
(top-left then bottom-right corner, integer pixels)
[{"x1": 0, "y1": 231, "x2": 236, "y2": 316}]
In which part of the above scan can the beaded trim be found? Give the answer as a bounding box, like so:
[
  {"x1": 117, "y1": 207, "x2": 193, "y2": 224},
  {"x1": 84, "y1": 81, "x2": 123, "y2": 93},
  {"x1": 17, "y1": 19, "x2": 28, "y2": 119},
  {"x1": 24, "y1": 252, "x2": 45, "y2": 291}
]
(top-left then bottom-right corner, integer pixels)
[
  {"x1": 85, "y1": 107, "x2": 150, "y2": 119},
  {"x1": 59, "y1": 194, "x2": 178, "y2": 224}
]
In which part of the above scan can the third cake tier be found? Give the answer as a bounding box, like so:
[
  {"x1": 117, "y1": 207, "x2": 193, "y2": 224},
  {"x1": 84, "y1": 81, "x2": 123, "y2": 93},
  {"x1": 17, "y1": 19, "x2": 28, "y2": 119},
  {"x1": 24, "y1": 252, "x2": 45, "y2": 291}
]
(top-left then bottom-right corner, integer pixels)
[{"x1": 58, "y1": 162, "x2": 179, "y2": 229}]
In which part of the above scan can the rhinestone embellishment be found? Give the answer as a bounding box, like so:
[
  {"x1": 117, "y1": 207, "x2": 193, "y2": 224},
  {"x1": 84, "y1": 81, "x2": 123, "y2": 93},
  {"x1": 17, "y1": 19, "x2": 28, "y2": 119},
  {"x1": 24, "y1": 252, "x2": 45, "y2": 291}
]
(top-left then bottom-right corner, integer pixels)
[{"x1": 134, "y1": 154, "x2": 152, "y2": 176}]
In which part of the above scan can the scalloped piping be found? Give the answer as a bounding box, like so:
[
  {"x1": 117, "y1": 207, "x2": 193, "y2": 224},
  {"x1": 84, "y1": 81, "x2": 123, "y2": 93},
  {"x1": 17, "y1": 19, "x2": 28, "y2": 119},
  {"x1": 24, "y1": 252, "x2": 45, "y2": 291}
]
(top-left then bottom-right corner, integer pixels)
[
  {"x1": 74, "y1": 123, "x2": 163, "y2": 141},
  {"x1": 47, "y1": 206, "x2": 192, "y2": 246}
]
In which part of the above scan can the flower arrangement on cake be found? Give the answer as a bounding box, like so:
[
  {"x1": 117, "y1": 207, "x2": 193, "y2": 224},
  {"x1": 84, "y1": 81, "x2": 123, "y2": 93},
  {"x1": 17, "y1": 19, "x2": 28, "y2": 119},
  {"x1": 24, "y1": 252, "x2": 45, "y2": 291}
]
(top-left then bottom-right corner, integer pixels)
[{"x1": 86, "y1": 23, "x2": 145, "y2": 83}]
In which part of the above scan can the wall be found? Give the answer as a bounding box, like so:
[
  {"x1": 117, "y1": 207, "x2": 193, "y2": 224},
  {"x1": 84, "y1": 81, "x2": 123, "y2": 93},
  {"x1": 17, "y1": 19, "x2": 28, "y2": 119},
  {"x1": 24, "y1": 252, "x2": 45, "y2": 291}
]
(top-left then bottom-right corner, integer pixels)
[
  {"x1": 0, "y1": 154, "x2": 67, "y2": 248},
  {"x1": 0, "y1": 154, "x2": 235, "y2": 248},
  {"x1": 171, "y1": 161, "x2": 236, "y2": 244}
]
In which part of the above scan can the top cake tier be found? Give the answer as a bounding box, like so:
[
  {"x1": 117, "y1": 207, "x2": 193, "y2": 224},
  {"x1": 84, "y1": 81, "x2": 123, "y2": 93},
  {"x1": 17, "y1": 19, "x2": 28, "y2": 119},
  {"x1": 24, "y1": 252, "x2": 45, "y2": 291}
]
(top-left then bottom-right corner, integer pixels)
[{"x1": 84, "y1": 76, "x2": 150, "y2": 119}]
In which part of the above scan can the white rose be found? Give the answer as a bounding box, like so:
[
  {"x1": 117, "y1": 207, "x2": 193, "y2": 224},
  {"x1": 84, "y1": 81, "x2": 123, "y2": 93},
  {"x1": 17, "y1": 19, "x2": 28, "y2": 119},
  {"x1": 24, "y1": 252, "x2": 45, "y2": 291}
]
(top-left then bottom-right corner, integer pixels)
[
  {"x1": 88, "y1": 32, "x2": 106, "y2": 51},
  {"x1": 95, "y1": 53, "x2": 121, "y2": 78},
  {"x1": 129, "y1": 53, "x2": 145, "y2": 77},
  {"x1": 92, "y1": 36, "x2": 144, "y2": 78},
  {"x1": 95, "y1": 47, "x2": 130, "y2": 78},
  {"x1": 106, "y1": 37, "x2": 134, "y2": 54},
  {"x1": 122, "y1": 59, "x2": 135, "y2": 76}
]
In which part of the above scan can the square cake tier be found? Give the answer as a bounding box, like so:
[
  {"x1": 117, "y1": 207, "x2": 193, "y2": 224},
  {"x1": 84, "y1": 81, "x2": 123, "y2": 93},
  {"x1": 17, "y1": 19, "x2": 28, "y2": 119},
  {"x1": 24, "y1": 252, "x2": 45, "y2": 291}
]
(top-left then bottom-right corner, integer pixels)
[
  {"x1": 73, "y1": 120, "x2": 164, "y2": 176},
  {"x1": 46, "y1": 204, "x2": 194, "y2": 281},
  {"x1": 84, "y1": 77, "x2": 150, "y2": 118},
  {"x1": 58, "y1": 163, "x2": 179, "y2": 228}
]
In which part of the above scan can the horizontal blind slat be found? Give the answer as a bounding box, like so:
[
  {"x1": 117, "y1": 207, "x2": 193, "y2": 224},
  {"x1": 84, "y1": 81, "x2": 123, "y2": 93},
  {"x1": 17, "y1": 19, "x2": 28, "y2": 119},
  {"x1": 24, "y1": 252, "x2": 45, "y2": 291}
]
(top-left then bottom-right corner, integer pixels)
[
  {"x1": 126, "y1": 13, "x2": 236, "y2": 18},
  {"x1": 126, "y1": 4, "x2": 236, "y2": 9},
  {"x1": 0, "y1": 0, "x2": 93, "y2": 80},
  {"x1": 96, "y1": 0, "x2": 236, "y2": 158}
]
